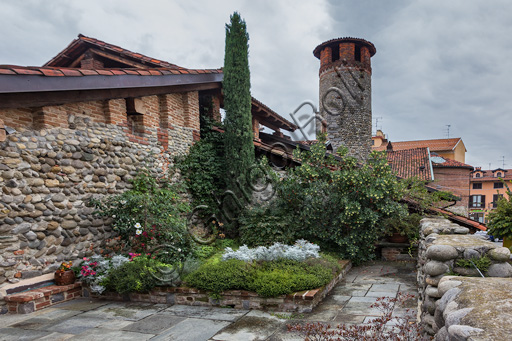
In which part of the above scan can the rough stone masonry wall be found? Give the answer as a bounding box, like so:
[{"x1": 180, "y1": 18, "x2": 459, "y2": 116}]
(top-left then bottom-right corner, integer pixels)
[
  {"x1": 319, "y1": 67, "x2": 372, "y2": 161},
  {"x1": 0, "y1": 92, "x2": 199, "y2": 314},
  {"x1": 417, "y1": 217, "x2": 512, "y2": 339}
]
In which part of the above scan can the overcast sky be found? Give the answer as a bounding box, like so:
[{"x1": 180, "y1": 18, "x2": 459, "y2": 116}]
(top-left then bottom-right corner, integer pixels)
[{"x1": 1, "y1": 0, "x2": 510, "y2": 169}]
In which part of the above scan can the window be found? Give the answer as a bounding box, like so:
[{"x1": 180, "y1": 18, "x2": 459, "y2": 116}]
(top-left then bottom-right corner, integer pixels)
[
  {"x1": 469, "y1": 195, "x2": 485, "y2": 208},
  {"x1": 331, "y1": 46, "x2": 340, "y2": 62},
  {"x1": 494, "y1": 182, "x2": 504, "y2": 189},
  {"x1": 472, "y1": 183, "x2": 482, "y2": 189},
  {"x1": 354, "y1": 47, "x2": 361, "y2": 62},
  {"x1": 496, "y1": 172, "x2": 502, "y2": 177},
  {"x1": 469, "y1": 212, "x2": 484, "y2": 223},
  {"x1": 493, "y1": 194, "x2": 504, "y2": 208},
  {"x1": 475, "y1": 173, "x2": 481, "y2": 178}
]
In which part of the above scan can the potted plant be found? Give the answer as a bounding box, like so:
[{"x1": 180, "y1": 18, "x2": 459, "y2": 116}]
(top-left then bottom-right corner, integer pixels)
[
  {"x1": 486, "y1": 182, "x2": 512, "y2": 249},
  {"x1": 55, "y1": 261, "x2": 75, "y2": 286},
  {"x1": 382, "y1": 213, "x2": 421, "y2": 244}
]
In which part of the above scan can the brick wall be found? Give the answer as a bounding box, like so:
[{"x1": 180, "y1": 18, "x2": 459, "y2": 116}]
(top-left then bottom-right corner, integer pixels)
[{"x1": 432, "y1": 167, "x2": 471, "y2": 207}]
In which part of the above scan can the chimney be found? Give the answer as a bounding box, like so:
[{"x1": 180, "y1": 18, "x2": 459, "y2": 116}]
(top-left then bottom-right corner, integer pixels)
[{"x1": 313, "y1": 37, "x2": 376, "y2": 161}]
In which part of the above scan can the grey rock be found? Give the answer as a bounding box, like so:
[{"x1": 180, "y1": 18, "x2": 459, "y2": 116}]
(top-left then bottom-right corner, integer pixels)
[
  {"x1": 426, "y1": 245, "x2": 458, "y2": 261},
  {"x1": 52, "y1": 193, "x2": 67, "y2": 202},
  {"x1": 25, "y1": 231, "x2": 37, "y2": 241},
  {"x1": 488, "y1": 247, "x2": 511, "y2": 262},
  {"x1": 487, "y1": 262, "x2": 512, "y2": 277},
  {"x1": 445, "y1": 307, "x2": 473, "y2": 328},
  {"x1": 61, "y1": 220, "x2": 77, "y2": 229},
  {"x1": 447, "y1": 325, "x2": 484, "y2": 340},
  {"x1": 425, "y1": 260, "x2": 449, "y2": 276},
  {"x1": 12, "y1": 222, "x2": 31, "y2": 234}
]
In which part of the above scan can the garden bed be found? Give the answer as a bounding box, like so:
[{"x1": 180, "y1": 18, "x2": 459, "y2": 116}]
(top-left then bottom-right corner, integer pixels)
[{"x1": 83, "y1": 259, "x2": 351, "y2": 312}]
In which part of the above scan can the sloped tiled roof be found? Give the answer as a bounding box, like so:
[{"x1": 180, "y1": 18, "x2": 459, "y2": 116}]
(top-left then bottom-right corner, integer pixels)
[
  {"x1": 0, "y1": 34, "x2": 297, "y2": 132},
  {"x1": 0, "y1": 65, "x2": 222, "y2": 77},
  {"x1": 45, "y1": 34, "x2": 182, "y2": 69},
  {"x1": 391, "y1": 138, "x2": 464, "y2": 152},
  {"x1": 386, "y1": 147, "x2": 433, "y2": 181},
  {"x1": 251, "y1": 97, "x2": 298, "y2": 132},
  {"x1": 431, "y1": 155, "x2": 473, "y2": 169}
]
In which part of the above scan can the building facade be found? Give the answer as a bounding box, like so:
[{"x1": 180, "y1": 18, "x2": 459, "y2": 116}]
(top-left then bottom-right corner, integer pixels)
[{"x1": 469, "y1": 168, "x2": 512, "y2": 223}]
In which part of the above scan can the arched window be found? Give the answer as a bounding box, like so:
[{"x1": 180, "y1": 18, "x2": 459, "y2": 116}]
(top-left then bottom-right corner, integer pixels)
[
  {"x1": 497, "y1": 172, "x2": 502, "y2": 177},
  {"x1": 475, "y1": 173, "x2": 481, "y2": 178}
]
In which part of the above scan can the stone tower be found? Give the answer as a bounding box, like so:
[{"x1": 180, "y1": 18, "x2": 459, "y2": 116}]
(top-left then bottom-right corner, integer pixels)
[{"x1": 313, "y1": 37, "x2": 376, "y2": 161}]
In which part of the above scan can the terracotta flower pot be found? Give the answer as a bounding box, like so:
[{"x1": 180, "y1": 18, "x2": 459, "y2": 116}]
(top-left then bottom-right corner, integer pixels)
[{"x1": 55, "y1": 270, "x2": 76, "y2": 286}]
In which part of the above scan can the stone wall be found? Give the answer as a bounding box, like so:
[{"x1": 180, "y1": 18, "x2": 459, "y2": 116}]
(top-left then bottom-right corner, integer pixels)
[
  {"x1": 0, "y1": 92, "x2": 200, "y2": 314},
  {"x1": 417, "y1": 217, "x2": 512, "y2": 338},
  {"x1": 318, "y1": 67, "x2": 372, "y2": 161}
]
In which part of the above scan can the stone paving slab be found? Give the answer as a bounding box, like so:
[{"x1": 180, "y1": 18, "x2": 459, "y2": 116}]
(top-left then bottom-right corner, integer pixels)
[
  {"x1": 152, "y1": 317, "x2": 231, "y2": 341},
  {"x1": 79, "y1": 302, "x2": 167, "y2": 321},
  {"x1": 51, "y1": 298, "x2": 110, "y2": 311},
  {"x1": 0, "y1": 327, "x2": 55, "y2": 341},
  {"x1": 164, "y1": 304, "x2": 249, "y2": 321},
  {"x1": 70, "y1": 328, "x2": 155, "y2": 340},
  {"x1": 121, "y1": 313, "x2": 186, "y2": 334},
  {"x1": 44, "y1": 316, "x2": 106, "y2": 335},
  {"x1": 211, "y1": 311, "x2": 286, "y2": 341}
]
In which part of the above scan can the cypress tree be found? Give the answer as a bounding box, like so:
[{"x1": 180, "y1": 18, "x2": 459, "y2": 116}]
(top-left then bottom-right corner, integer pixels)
[{"x1": 223, "y1": 12, "x2": 255, "y2": 191}]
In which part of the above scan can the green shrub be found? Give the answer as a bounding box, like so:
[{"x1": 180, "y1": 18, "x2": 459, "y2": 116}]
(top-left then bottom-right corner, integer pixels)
[
  {"x1": 184, "y1": 255, "x2": 341, "y2": 297},
  {"x1": 183, "y1": 259, "x2": 250, "y2": 294},
  {"x1": 174, "y1": 122, "x2": 226, "y2": 218},
  {"x1": 382, "y1": 213, "x2": 422, "y2": 240},
  {"x1": 248, "y1": 260, "x2": 334, "y2": 297},
  {"x1": 455, "y1": 256, "x2": 492, "y2": 273},
  {"x1": 90, "y1": 169, "x2": 191, "y2": 262},
  {"x1": 267, "y1": 137, "x2": 408, "y2": 264},
  {"x1": 104, "y1": 256, "x2": 172, "y2": 294},
  {"x1": 191, "y1": 238, "x2": 239, "y2": 261},
  {"x1": 239, "y1": 206, "x2": 296, "y2": 246}
]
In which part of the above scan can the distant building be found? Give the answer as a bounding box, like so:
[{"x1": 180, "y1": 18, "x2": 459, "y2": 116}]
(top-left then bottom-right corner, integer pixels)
[
  {"x1": 430, "y1": 154, "x2": 473, "y2": 209},
  {"x1": 373, "y1": 133, "x2": 467, "y2": 163},
  {"x1": 372, "y1": 131, "x2": 472, "y2": 213},
  {"x1": 469, "y1": 167, "x2": 512, "y2": 223}
]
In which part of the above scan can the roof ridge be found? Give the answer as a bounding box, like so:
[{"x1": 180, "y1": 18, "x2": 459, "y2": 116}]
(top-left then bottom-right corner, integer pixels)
[{"x1": 75, "y1": 34, "x2": 181, "y2": 69}]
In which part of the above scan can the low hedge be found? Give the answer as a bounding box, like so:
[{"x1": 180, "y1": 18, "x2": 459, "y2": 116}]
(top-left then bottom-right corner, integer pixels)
[{"x1": 183, "y1": 255, "x2": 341, "y2": 297}]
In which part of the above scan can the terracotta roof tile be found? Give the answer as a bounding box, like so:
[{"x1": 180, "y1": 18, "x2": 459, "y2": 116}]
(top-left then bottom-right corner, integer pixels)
[
  {"x1": 386, "y1": 147, "x2": 432, "y2": 181},
  {"x1": 60, "y1": 69, "x2": 83, "y2": 76},
  {"x1": 391, "y1": 138, "x2": 462, "y2": 152},
  {"x1": 78, "y1": 69, "x2": 99, "y2": 76},
  {"x1": 96, "y1": 70, "x2": 114, "y2": 76},
  {"x1": 40, "y1": 69, "x2": 64, "y2": 77},
  {"x1": 431, "y1": 157, "x2": 473, "y2": 169},
  {"x1": 0, "y1": 65, "x2": 222, "y2": 78}
]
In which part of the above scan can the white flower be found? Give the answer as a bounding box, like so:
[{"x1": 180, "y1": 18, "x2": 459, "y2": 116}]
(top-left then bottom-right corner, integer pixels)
[
  {"x1": 136, "y1": 229, "x2": 143, "y2": 235},
  {"x1": 177, "y1": 248, "x2": 182, "y2": 252},
  {"x1": 134, "y1": 222, "x2": 141, "y2": 228},
  {"x1": 112, "y1": 215, "x2": 116, "y2": 218}
]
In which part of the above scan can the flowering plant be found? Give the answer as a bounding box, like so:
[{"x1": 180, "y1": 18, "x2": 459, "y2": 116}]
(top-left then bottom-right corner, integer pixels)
[
  {"x1": 56, "y1": 261, "x2": 73, "y2": 273},
  {"x1": 90, "y1": 169, "x2": 192, "y2": 262},
  {"x1": 78, "y1": 255, "x2": 130, "y2": 294}
]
